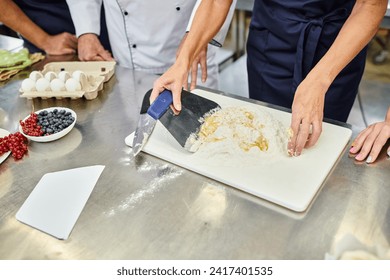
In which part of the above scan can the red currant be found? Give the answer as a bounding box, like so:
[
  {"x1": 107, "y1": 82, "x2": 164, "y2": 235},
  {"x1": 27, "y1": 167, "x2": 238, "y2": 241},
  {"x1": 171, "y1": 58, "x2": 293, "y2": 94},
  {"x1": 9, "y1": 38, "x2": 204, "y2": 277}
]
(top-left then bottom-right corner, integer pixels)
[{"x1": 0, "y1": 131, "x2": 29, "y2": 160}]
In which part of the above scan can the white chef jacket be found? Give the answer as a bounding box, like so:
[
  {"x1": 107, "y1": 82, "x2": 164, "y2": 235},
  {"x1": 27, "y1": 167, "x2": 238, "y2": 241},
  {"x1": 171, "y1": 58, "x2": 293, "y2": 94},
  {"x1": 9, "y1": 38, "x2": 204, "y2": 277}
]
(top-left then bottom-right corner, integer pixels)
[{"x1": 66, "y1": 0, "x2": 236, "y2": 89}]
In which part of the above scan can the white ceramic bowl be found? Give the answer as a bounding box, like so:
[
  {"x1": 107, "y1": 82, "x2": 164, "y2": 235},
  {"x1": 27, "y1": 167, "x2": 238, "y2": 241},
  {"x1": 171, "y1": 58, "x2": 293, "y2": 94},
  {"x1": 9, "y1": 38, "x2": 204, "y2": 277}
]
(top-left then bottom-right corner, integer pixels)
[
  {"x1": 19, "y1": 107, "x2": 77, "y2": 142},
  {"x1": 0, "y1": 128, "x2": 11, "y2": 164}
]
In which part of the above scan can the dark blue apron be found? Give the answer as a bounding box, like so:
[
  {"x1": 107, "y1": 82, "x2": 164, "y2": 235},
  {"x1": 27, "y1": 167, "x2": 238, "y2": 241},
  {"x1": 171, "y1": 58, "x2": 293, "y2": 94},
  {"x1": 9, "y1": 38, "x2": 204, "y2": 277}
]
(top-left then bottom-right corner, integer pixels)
[
  {"x1": 247, "y1": 0, "x2": 366, "y2": 122},
  {"x1": 13, "y1": 0, "x2": 111, "y2": 54}
]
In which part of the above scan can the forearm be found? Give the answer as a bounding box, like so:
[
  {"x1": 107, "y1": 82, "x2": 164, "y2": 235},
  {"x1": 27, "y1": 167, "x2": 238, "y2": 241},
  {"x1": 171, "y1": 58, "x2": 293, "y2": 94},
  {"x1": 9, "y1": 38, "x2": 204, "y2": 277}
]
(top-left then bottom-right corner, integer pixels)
[
  {"x1": 386, "y1": 107, "x2": 390, "y2": 122},
  {"x1": 307, "y1": 0, "x2": 387, "y2": 90},
  {"x1": 176, "y1": 0, "x2": 232, "y2": 71},
  {"x1": 186, "y1": 0, "x2": 237, "y2": 47},
  {"x1": 0, "y1": 0, "x2": 50, "y2": 50}
]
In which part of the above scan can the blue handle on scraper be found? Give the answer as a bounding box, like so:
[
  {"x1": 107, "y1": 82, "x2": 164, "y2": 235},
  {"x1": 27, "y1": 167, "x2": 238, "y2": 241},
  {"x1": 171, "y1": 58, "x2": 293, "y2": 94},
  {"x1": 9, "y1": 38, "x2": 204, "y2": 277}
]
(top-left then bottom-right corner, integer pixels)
[{"x1": 147, "y1": 89, "x2": 173, "y2": 120}]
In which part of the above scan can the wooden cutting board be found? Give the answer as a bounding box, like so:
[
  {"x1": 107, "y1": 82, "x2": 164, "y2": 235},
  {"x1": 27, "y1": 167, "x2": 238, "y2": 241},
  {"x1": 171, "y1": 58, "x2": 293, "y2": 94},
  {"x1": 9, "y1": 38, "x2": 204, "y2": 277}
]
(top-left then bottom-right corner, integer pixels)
[{"x1": 126, "y1": 89, "x2": 352, "y2": 212}]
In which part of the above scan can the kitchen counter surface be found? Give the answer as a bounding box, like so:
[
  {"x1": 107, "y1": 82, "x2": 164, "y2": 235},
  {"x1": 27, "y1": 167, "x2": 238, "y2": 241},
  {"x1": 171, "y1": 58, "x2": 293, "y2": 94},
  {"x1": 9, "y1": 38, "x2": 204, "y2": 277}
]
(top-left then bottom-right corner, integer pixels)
[{"x1": 0, "y1": 63, "x2": 389, "y2": 260}]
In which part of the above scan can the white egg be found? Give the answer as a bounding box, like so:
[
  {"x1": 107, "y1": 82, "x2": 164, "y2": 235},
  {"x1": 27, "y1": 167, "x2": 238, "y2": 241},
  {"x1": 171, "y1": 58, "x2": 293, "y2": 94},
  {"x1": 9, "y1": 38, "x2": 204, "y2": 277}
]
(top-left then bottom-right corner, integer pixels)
[
  {"x1": 65, "y1": 78, "x2": 82, "y2": 92},
  {"x1": 58, "y1": 71, "x2": 71, "y2": 82},
  {"x1": 21, "y1": 78, "x2": 36, "y2": 92},
  {"x1": 72, "y1": 70, "x2": 86, "y2": 82},
  {"x1": 35, "y1": 78, "x2": 50, "y2": 91},
  {"x1": 29, "y1": 71, "x2": 43, "y2": 81},
  {"x1": 44, "y1": 71, "x2": 57, "y2": 82},
  {"x1": 50, "y1": 78, "x2": 65, "y2": 91}
]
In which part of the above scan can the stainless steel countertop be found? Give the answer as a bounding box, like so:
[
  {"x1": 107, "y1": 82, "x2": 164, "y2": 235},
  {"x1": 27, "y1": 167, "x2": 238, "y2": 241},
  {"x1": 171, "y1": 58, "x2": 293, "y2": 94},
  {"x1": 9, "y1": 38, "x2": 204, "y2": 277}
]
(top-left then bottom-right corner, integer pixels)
[{"x1": 0, "y1": 65, "x2": 389, "y2": 260}]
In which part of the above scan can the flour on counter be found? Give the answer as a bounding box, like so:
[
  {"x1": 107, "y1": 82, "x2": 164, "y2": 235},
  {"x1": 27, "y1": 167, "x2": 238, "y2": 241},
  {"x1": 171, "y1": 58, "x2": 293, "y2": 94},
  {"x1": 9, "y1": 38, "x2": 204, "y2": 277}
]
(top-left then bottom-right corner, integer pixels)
[{"x1": 187, "y1": 106, "x2": 290, "y2": 166}]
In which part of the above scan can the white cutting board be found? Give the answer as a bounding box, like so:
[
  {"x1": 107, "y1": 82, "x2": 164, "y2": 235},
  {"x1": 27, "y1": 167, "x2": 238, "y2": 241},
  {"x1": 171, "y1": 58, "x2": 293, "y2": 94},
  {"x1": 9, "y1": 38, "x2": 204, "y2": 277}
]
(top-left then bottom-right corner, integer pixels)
[{"x1": 126, "y1": 89, "x2": 351, "y2": 212}]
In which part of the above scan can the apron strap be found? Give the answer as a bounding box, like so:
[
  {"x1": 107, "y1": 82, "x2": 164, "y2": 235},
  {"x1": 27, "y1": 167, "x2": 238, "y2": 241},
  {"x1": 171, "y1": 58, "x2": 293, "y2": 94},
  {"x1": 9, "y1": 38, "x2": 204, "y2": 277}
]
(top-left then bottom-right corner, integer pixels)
[{"x1": 292, "y1": 7, "x2": 350, "y2": 92}]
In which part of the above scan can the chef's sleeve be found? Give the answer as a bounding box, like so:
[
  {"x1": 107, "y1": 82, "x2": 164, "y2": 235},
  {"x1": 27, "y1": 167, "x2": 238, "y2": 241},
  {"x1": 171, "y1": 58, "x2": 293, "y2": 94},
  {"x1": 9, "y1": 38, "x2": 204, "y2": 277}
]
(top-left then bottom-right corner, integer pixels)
[
  {"x1": 186, "y1": 0, "x2": 237, "y2": 47},
  {"x1": 66, "y1": 0, "x2": 102, "y2": 37}
]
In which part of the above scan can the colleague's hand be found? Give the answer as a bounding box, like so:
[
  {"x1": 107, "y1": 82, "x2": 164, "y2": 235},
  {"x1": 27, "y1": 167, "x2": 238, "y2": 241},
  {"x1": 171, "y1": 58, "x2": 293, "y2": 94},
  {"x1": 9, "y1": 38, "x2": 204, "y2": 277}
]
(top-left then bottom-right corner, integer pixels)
[
  {"x1": 77, "y1": 33, "x2": 113, "y2": 61},
  {"x1": 150, "y1": 61, "x2": 189, "y2": 113},
  {"x1": 42, "y1": 32, "x2": 78, "y2": 55},
  {"x1": 350, "y1": 119, "x2": 390, "y2": 163},
  {"x1": 288, "y1": 78, "x2": 327, "y2": 156}
]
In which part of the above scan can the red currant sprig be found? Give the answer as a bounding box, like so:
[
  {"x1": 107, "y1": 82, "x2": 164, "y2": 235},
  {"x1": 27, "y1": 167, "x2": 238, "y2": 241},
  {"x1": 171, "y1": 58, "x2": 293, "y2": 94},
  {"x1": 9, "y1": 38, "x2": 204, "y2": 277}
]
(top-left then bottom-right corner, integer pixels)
[
  {"x1": 0, "y1": 132, "x2": 28, "y2": 160},
  {"x1": 19, "y1": 113, "x2": 44, "y2": 137}
]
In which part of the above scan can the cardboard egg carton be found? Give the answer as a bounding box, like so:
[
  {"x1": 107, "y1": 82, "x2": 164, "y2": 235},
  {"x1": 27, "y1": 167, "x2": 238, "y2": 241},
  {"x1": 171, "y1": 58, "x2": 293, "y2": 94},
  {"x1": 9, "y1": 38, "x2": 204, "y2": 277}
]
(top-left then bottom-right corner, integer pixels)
[{"x1": 19, "y1": 61, "x2": 116, "y2": 100}]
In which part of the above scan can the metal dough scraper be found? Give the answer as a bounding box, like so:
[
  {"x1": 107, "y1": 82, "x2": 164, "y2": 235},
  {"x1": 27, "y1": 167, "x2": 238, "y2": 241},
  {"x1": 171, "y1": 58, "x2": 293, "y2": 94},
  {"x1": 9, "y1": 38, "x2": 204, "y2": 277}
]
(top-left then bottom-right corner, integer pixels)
[{"x1": 132, "y1": 88, "x2": 220, "y2": 155}]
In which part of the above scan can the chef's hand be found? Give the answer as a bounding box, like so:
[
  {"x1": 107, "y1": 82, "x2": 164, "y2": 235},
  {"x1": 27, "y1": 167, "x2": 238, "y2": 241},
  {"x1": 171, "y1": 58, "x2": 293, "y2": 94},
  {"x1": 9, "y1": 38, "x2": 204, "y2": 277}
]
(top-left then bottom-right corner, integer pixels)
[
  {"x1": 176, "y1": 33, "x2": 208, "y2": 91},
  {"x1": 150, "y1": 62, "x2": 189, "y2": 113},
  {"x1": 77, "y1": 33, "x2": 114, "y2": 61},
  {"x1": 189, "y1": 46, "x2": 207, "y2": 91},
  {"x1": 350, "y1": 109, "x2": 390, "y2": 163},
  {"x1": 42, "y1": 32, "x2": 78, "y2": 55},
  {"x1": 288, "y1": 78, "x2": 327, "y2": 156}
]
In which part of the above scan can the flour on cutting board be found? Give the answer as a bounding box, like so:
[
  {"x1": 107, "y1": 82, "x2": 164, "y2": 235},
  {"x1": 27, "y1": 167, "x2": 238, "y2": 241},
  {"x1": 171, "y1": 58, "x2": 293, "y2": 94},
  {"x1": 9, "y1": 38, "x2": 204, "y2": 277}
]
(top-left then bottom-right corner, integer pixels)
[
  {"x1": 187, "y1": 106, "x2": 291, "y2": 166},
  {"x1": 126, "y1": 88, "x2": 352, "y2": 212}
]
